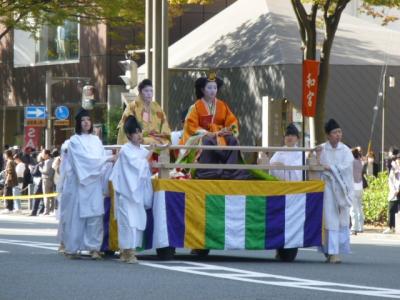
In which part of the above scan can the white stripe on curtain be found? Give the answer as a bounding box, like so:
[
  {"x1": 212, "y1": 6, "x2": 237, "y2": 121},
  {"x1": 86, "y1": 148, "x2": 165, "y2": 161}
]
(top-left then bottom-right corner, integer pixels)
[
  {"x1": 225, "y1": 195, "x2": 246, "y2": 250},
  {"x1": 152, "y1": 191, "x2": 169, "y2": 248},
  {"x1": 284, "y1": 193, "x2": 306, "y2": 248}
]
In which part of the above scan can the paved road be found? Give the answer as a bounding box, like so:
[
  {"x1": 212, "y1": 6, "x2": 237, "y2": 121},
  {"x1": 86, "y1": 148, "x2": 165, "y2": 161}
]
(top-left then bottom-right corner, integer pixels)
[{"x1": 1, "y1": 214, "x2": 400, "y2": 300}]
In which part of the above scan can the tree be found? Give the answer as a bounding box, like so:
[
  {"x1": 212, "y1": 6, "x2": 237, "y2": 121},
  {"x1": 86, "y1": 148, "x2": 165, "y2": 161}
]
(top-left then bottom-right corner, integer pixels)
[
  {"x1": 0, "y1": 0, "x2": 213, "y2": 42},
  {"x1": 361, "y1": 0, "x2": 400, "y2": 25},
  {"x1": 291, "y1": 0, "x2": 351, "y2": 143}
]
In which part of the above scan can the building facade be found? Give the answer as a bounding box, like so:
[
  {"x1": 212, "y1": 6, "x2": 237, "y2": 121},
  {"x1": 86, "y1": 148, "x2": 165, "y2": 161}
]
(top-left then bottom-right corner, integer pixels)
[{"x1": 0, "y1": 0, "x2": 236, "y2": 150}]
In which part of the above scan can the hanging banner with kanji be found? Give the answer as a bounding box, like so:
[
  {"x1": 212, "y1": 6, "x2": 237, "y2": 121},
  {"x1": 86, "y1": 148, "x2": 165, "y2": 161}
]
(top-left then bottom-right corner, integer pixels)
[
  {"x1": 302, "y1": 60, "x2": 320, "y2": 117},
  {"x1": 24, "y1": 126, "x2": 41, "y2": 151}
]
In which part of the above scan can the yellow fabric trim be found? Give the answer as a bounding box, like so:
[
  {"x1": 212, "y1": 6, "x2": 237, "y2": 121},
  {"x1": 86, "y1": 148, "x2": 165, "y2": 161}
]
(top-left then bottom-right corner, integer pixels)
[
  {"x1": 108, "y1": 182, "x2": 119, "y2": 251},
  {"x1": 152, "y1": 180, "x2": 325, "y2": 196},
  {"x1": 184, "y1": 192, "x2": 206, "y2": 249}
]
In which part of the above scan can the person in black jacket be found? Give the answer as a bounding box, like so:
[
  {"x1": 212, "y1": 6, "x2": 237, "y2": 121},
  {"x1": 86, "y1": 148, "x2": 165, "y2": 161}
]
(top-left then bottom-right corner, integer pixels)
[{"x1": 29, "y1": 153, "x2": 45, "y2": 216}]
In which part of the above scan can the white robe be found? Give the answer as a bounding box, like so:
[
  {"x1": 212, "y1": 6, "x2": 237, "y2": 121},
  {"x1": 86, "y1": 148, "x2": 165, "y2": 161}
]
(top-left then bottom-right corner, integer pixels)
[
  {"x1": 269, "y1": 147, "x2": 303, "y2": 181},
  {"x1": 62, "y1": 134, "x2": 111, "y2": 253},
  {"x1": 110, "y1": 143, "x2": 153, "y2": 249},
  {"x1": 319, "y1": 142, "x2": 354, "y2": 255},
  {"x1": 388, "y1": 166, "x2": 400, "y2": 201},
  {"x1": 56, "y1": 140, "x2": 70, "y2": 243}
]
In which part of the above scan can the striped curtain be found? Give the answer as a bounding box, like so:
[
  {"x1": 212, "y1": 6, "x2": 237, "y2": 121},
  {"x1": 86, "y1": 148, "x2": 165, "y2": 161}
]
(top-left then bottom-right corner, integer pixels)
[{"x1": 142, "y1": 179, "x2": 324, "y2": 250}]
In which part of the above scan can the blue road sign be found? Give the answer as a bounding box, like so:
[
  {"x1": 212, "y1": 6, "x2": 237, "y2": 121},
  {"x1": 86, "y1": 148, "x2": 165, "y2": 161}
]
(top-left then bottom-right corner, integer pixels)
[
  {"x1": 55, "y1": 106, "x2": 70, "y2": 120},
  {"x1": 25, "y1": 106, "x2": 46, "y2": 119}
]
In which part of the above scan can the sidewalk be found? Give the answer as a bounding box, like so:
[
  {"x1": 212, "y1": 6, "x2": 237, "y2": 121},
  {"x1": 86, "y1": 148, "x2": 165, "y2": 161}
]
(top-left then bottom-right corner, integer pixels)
[{"x1": 0, "y1": 211, "x2": 58, "y2": 224}]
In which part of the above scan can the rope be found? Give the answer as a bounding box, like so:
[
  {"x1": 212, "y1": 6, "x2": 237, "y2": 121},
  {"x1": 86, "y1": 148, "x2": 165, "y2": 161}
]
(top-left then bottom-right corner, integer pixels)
[{"x1": 0, "y1": 192, "x2": 58, "y2": 201}]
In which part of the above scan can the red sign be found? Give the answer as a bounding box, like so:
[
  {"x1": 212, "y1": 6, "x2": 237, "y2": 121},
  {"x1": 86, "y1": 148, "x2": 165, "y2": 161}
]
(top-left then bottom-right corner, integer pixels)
[
  {"x1": 302, "y1": 60, "x2": 320, "y2": 117},
  {"x1": 24, "y1": 126, "x2": 41, "y2": 151}
]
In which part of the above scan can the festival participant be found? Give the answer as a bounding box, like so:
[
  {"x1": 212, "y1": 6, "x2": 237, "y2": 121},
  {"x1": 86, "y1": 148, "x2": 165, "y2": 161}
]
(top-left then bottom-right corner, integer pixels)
[
  {"x1": 178, "y1": 73, "x2": 251, "y2": 180},
  {"x1": 55, "y1": 140, "x2": 70, "y2": 254},
  {"x1": 62, "y1": 109, "x2": 115, "y2": 260},
  {"x1": 316, "y1": 119, "x2": 354, "y2": 264},
  {"x1": 117, "y1": 79, "x2": 171, "y2": 146},
  {"x1": 269, "y1": 123, "x2": 302, "y2": 181},
  {"x1": 110, "y1": 115, "x2": 153, "y2": 264}
]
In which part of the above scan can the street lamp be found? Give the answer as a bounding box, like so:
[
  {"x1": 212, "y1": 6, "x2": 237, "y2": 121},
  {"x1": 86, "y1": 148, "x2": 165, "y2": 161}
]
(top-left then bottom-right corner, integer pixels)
[{"x1": 381, "y1": 74, "x2": 395, "y2": 171}]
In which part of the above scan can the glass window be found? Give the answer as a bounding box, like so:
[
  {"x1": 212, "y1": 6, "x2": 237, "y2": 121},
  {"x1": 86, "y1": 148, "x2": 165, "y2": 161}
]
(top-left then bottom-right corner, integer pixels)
[{"x1": 14, "y1": 20, "x2": 79, "y2": 67}]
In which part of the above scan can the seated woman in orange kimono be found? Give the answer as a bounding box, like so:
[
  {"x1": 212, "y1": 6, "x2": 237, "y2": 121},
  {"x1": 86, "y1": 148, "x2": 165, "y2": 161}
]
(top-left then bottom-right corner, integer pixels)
[{"x1": 179, "y1": 74, "x2": 252, "y2": 180}]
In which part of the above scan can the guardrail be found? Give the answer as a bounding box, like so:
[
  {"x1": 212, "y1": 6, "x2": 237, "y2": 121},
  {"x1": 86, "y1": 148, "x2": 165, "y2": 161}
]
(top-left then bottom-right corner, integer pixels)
[{"x1": 104, "y1": 144, "x2": 324, "y2": 180}]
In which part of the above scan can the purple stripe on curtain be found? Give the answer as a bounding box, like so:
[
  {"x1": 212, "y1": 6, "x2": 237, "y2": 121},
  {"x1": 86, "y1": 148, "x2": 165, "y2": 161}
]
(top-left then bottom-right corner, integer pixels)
[
  {"x1": 143, "y1": 208, "x2": 154, "y2": 249},
  {"x1": 165, "y1": 191, "x2": 186, "y2": 247},
  {"x1": 265, "y1": 195, "x2": 285, "y2": 249},
  {"x1": 304, "y1": 192, "x2": 323, "y2": 247},
  {"x1": 101, "y1": 197, "x2": 111, "y2": 252}
]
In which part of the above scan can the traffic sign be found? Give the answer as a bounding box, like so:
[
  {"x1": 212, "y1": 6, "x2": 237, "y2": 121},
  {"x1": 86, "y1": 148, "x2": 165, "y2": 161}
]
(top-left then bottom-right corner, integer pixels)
[
  {"x1": 25, "y1": 106, "x2": 46, "y2": 119},
  {"x1": 55, "y1": 106, "x2": 69, "y2": 120},
  {"x1": 25, "y1": 119, "x2": 46, "y2": 127},
  {"x1": 54, "y1": 120, "x2": 70, "y2": 126}
]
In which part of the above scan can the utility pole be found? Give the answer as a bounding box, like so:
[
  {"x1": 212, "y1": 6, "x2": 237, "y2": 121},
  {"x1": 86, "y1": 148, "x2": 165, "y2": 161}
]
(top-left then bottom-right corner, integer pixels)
[
  {"x1": 161, "y1": 0, "x2": 169, "y2": 111},
  {"x1": 145, "y1": 0, "x2": 153, "y2": 80},
  {"x1": 381, "y1": 73, "x2": 395, "y2": 171},
  {"x1": 152, "y1": 0, "x2": 162, "y2": 104},
  {"x1": 45, "y1": 71, "x2": 53, "y2": 150}
]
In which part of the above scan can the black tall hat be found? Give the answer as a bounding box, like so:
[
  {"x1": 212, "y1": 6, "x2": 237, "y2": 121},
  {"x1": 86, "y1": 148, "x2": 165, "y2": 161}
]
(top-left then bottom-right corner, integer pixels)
[
  {"x1": 285, "y1": 123, "x2": 299, "y2": 137},
  {"x1": 124, "y1": 115, "x2": 142, "y2": 135},
  {"x1": 324, "y1": 118, "x2": 341, "y2": 134},
  {"x1": 75, "y1": 108, "x2": 90, "y2": 121}
]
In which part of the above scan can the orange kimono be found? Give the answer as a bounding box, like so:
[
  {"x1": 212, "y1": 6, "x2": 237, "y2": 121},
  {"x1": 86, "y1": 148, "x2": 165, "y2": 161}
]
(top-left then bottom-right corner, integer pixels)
[{"x1": 180, "y1": 98, "x2": 239, "y2": 146}]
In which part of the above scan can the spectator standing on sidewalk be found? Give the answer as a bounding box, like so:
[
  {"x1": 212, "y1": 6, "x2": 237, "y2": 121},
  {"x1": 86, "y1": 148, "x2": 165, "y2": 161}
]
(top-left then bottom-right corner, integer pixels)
[
  {"x1": 22, "y1": 147, "x2": 35, "y2": 166},
  {"x1": 12, "y1": 152, "x2": 26, "y2": 213},
  {"x1": 383, "y1": 155, "x2": 400, "y2": 234},
  {"x1": 30, "y1": 153, "x2": 45, "y2": 216},
  {"x1": 2, "y1": 150, "x2": 17, "y2": 213},
  {"x1": 386, "y1": 147, "x2": 399, "y2": 173},
  {"x1": 350, "y1": 148, "x2": 364, "y2": 235},
  {"x1": 39, "y1": 149, "x2": 55, "y2": 215}
]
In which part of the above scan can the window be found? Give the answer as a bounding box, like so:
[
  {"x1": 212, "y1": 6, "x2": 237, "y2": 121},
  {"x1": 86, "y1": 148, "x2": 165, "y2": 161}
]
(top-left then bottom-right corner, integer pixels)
[{"x1": 14, "y1": 20, "x2": 79, "y2": 67}]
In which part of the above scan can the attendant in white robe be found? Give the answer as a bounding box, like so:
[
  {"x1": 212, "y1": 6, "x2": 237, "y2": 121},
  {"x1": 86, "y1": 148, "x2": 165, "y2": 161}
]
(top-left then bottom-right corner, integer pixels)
[
  {"x1": 56, "y1": 140, "x2": 70, "y2": 254},
  {"x1": 62, "y1": 109, "x2": 114, "y2": 260},
  {"x1": 270, "y1": 123, "x2": 303, "y2": 182},
  {"x1": 110, "y1": 115, "x2": 153, "y2": 264},
  {"x1": 317, "y1": 119, "x2": 354, "y2": 264}
]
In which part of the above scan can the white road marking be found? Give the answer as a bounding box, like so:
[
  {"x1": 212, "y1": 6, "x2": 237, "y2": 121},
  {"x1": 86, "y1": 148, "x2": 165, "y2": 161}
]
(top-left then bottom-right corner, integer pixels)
[
  {"x1": 0, "y1": 238, "x2": 58, "y2": 251},
  {"x1": 0, "y1": 250, "x2": 9, "y2": 253},
  {"x1": 1, "y1": 238, "x2": 400, "y2": 298},
  {"x1": 0, "y1": 228, "x2": 57, "y2": 236},
  {"x1": 139, "y1": 261, "x2": 400, "y2": 299}
]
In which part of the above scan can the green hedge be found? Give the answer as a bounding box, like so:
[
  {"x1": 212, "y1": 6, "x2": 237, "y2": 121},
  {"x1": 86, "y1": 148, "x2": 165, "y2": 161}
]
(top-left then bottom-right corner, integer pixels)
[
  {"x1": 363, "y1": 172, "x2": 388, "y2": 225},
  {"x1": 104, "y1": 106, "x2": 123, "y2": 145}
]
